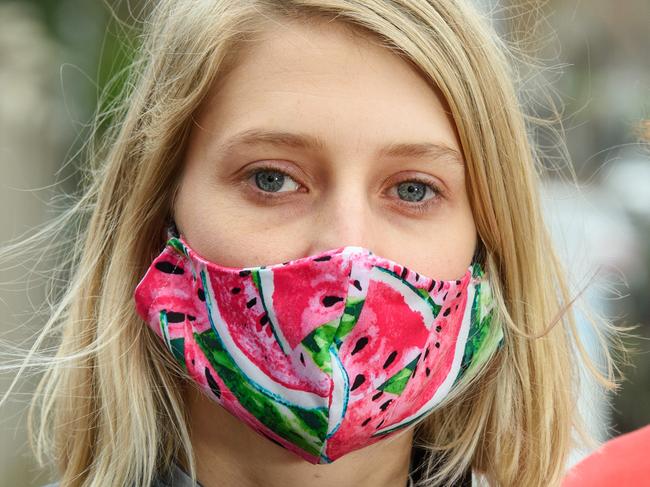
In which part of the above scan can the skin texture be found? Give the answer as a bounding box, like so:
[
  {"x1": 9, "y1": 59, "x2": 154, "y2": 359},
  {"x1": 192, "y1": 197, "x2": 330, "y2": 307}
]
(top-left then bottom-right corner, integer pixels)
[{"x1": 173, "y1": 17, "x2": 477, "y2": 487}]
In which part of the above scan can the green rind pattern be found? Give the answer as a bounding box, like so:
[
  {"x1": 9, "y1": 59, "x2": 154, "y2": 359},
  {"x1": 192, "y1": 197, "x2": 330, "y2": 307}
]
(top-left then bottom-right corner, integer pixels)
[
  {"x1": 453, "y1": 279, "x2": 504, "y2": 387},
  {"x1": 333, "y1": 296, "x2": 365, "y2": 348},
  {"x1": 169, "y1": 337, "x2": 187, "y2": 372},
  {"x1": 194, "y1": 328, "x2": 329, "y2": 457},
  {"x1": 376, "y1": 354, "x2": 421, "y2": 395},
  {"x1": 301, "y1": 320, "x2": 338, "y2": 374}
]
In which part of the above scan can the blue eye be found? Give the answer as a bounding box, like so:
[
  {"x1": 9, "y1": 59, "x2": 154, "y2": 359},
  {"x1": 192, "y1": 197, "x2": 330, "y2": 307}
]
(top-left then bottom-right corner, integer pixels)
[
  {"x1": 243, "y1": 164, "x2": 443, "y2": 214},
  {"x1": 397, "y1": 181, "x2": 428, "y2": 202},
  {"x1": 253, "y1": 168, "x2": 300, "y2": 193},
  {"x1": 392, "y1": 178, "x2": 442, "y2": 215}
]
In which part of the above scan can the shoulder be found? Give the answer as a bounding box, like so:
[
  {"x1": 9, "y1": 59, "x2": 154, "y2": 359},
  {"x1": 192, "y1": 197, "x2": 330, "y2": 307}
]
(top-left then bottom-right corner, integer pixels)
[
  {"x1": 36, "y1": 462, "x2": 196, "y2": 487},
  {"x1": 153, "y1": 461, "x2": 202, "y2": 487}
]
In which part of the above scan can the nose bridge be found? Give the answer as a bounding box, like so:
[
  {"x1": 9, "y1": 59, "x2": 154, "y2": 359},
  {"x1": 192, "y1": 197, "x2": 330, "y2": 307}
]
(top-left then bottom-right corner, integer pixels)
[{"x1": 310, "y1": 170, "x2": 375, "y2": 253}]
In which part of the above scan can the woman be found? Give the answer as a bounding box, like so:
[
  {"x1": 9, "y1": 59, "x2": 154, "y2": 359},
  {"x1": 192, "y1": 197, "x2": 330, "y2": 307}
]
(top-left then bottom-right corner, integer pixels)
[{"x1": 1, "y1": 1, "x2": 626, "y2": 486}]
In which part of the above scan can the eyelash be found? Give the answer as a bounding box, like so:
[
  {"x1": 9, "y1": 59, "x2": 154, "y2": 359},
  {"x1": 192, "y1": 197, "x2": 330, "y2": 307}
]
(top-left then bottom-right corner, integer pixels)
[{"x1": 242, "y1": 163, "x2": 444, "y2": 215}]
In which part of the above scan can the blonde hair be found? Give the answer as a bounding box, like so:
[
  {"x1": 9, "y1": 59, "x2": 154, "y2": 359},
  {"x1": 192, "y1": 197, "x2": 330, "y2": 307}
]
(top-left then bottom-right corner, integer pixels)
[{"x1": 0, "y1": 1, "x2": 635, "y2": 486}]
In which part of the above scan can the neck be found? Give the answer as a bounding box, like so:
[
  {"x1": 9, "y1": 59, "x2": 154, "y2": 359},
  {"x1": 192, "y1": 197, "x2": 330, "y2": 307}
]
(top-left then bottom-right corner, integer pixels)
[{"x1": 182, "y1": 385, "x2": 414, "y2": 487}]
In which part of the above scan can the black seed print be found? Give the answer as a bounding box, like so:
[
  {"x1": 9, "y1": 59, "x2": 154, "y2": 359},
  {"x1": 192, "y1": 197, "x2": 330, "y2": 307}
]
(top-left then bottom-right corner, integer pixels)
[
  {"x1": 383, "y1": 351, "x2": 398, "y2": 369},
  {"x1": 205, "y1": 367, "x2": 221, "y2": 399},
  {"x1": 300, "y1": 353, "x2": 305, "y2": 366},
  {"x1": 231, "y1": 287, "x2": 241, "y2": 294},
  {"x1": 372, "y1": 391, "x2": 383, "y2": 401},
  {"x1": 191, "y1": 359, "x2": 195, "y2": 365},
  {"x1": 166, "y1": 311, "x2": 185, "y2": 323},
  {"x1": 443, "y1": 307, "x2": 451, "y2": 317},
  {"x1": 198, "y1": 288, "x2": 205, "y2": 301},
  {"x1": 428, "y1": 280, "x2": 436, "y2": 292},
  {"x1": 456, "y1": 292, "x2": 462, "y2": 298},
  {"x1": 456, "y1": 280, "x2": 461, "y2": 285},
  {"x1": 239, "y1": 270, "x2": 251, "y2": 277},
  {"x1": 400, "y1": 267, "x2": 408, "y2": 279},
  {"x1": 436, "y1": 325, "x2": 442, "y2": 332},
  {"x1": 246, "y1": 297, "x2": 257, "y2": 308},
  {"x1": 351, "y1": 374, "x2": 365, "y2": 391},
  {"x1": 438, "y1": 281, "x2": 444, "y2": 292},
  {"x1": 353, "y1": 279, "x2": 362, "y2": 291},
  {"x1": 426, "y1": 367, "x2": 431, "y2": 377},
  {"x1": 376, "y1": 419, "x2": 385, "y2": 429},
  {"x1": 379, "y1": 399, "x2": 393, "y2": 411},
  {"x1": 351, "y1": 336, "x2": 369, "y2": 355},
  {"x1": 415, "y1": 272, "x2": 420, "y2": 281},
  {"x1": 322, "y1": 295, "x2": 344, "y2": 307},
  {"x1": 282, "y1": 261, "x2": 290, "y2": 265},
  {"x1": 424, "y1": 347, "x2": 430, "y2": 359},
  {"x1": 155, "y1": 261, "x2": 184, "y2": 274},
  {"x1": 412, "y1": 364, "x2": 418, "y2": 377},
  {"x1": 188, "y1": 315, "x2": 196, "y2": 321},
  {"x1": 435, "y1": 342, "x2": 441, "y2": 348},
  {"x1": 260, "y1": 314, "x2": 269, "y2": 326},
  {"x1": 314, "y1": 255, "x2": 332, "y2": 262},
  {"x1": 362, "y1": 417, "x2": 372, "y2": 426},
  {"x1": 443, "y1": 292, "x2": 448, "y2": 301},
  {"x1": 455, "y1": 304, "x2": 459, "y2": 310}
]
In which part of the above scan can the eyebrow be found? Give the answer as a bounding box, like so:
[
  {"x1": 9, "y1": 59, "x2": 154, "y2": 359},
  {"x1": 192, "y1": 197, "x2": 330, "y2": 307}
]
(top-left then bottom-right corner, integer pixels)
[{"x1": 214, "y1": 128, "x2": 464, "y2": 166}]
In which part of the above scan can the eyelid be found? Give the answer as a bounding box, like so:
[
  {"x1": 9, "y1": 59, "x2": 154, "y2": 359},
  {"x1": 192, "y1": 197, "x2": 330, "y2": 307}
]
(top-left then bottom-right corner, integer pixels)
[
  {"x1": 387, "y1": 177, "x2": 444, "y2": 215},
  {"x1": 244, "y1": 162, "x2": 445, "y2": 190},
  {"x1": 241, "y1": 161, "x2": 446, "y2": 212},
  {"x1": 387, "y1": 171, "x2": 447, "y2": 199},
  {"x1": 242, "y1": 161, "x2": 305, "y2": 187}
]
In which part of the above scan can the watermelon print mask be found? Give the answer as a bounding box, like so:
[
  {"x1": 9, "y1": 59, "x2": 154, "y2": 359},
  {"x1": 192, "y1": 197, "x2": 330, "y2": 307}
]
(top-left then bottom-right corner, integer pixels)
[{"x1": 134, "y1": 223, "x2": 503, "y2": 464}]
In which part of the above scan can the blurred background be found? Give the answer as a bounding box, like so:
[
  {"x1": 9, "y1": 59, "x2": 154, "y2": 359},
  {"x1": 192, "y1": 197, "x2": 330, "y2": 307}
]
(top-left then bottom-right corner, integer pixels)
[{"x1": 0, "y1": 0, "x2": 648, "y2": 485}]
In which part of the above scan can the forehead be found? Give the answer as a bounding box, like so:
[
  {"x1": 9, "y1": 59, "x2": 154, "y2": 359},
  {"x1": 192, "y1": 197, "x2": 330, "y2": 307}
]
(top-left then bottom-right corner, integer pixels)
[{"x1": 193, "y1": 16, "x2": 461, "y2": 162}]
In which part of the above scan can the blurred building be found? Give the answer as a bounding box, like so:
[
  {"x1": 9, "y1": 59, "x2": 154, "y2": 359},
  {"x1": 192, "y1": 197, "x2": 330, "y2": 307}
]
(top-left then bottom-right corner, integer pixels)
[{"x1": 0, "y1": 3, "x2": 70, "y2": 486}]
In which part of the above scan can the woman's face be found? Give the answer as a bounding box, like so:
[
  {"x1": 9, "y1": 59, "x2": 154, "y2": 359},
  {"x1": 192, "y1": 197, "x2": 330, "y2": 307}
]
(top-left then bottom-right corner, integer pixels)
[{"x1": 175, "y1": 19, "x2": 476, "y2": 283}]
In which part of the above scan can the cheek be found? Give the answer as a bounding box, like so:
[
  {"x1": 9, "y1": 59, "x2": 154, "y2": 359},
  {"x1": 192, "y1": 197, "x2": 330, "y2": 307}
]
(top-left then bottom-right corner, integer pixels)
[
  {"x1": 173, "y1": 162, "x2": 267, "y2": 268},
  {"x1": 429, "y1": 225, "x2": 477, "y2": 280},
  {"x1": 436, "y1": 198, "x2": 478, "y2": 278},
  {"x1": 438, "y1": 182, "x2": 478, "y2": 275},
  {"x1": 392, "y1": 212, "x2": 477, "y2": 281},
  {"x1": 174, "y1": 158, "x2": 312, "y2": 269}
]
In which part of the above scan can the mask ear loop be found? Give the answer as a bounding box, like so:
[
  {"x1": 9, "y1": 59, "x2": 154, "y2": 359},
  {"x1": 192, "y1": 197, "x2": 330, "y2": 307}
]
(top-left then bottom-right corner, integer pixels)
[
  {"x1": 158, "y1": 216, "x2": 181, "y2": 252},
  {"x1": 471, "y1": 239, "x2": 486, "y2": 266},
  {"x1": 168, "y1": 218, "x2": 180, "y2": 239},
  {"x1": 164, "y1": 217, "x2": 180, "y2": 239},
  {"x1": 469, "y1": 238, "x2": 488, "y2": 282}
]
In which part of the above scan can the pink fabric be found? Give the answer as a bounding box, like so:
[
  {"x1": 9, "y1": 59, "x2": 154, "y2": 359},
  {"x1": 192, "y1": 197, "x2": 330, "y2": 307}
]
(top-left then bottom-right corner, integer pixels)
[{"x1": 133, "y1": 230, "x2": 502, "y2": 464}]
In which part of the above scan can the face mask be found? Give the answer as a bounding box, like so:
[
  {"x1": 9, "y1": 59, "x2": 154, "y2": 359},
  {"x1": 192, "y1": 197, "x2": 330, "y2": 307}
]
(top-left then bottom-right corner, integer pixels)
[{"x1": 134, "y1": 222, "x2": 503, "y2": 464}]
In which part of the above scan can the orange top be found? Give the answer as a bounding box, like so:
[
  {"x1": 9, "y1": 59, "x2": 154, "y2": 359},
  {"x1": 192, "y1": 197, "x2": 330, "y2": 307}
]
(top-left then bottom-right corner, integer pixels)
[{"x1": 562, "y1": 424, "x2": 650, "y2": 487}]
